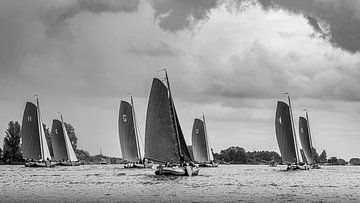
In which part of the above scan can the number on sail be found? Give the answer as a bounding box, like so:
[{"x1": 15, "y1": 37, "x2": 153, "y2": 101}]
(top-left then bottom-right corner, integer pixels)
[{"x1": 123, "y1": 115, "x2": 127, "y2": 122}]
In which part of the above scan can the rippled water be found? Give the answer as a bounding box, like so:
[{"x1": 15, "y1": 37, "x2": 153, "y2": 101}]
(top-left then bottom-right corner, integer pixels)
[{"x1": 1, "y1": 164, "x2": 360, "y2": 202}]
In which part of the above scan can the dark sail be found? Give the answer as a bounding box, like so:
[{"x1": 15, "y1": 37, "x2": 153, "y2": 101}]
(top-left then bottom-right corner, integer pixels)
[
  {"x1": 192, "y1": 119, "x2": 208, "y2": 162},
  {"x1": 299, "y1": 116, "x2": 314, "y2": 164},
  {"x1": 118, "y1": 101, "x2": 140, "y2": 162},
  {"x1": 275, "y1": 101, "x2": 297, "y2": 163},
  {"x1": 51, "y1": 119, "x2": 68, "y2": 161},
  {"x1": 145, "y1": 78, "x2": 185, "y2": 163},
  {"x1": 21, "y1": 102, "x2": 42, "y2": 160}
]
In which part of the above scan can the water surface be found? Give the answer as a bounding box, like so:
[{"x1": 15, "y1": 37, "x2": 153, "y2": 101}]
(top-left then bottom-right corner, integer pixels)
[{"x1": 1, "y1": 164, "x2": 359, "y2": 202}]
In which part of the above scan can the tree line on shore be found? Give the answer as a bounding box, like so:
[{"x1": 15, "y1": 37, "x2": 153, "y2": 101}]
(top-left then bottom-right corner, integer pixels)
[{"x1": 1, "y1": 120, "x2": 359, "y2": 165}]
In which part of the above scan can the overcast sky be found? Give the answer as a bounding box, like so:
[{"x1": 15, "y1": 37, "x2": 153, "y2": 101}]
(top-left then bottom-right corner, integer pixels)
[{"x1": 1, "y1": 0, "x2": 360, "y2": 160}]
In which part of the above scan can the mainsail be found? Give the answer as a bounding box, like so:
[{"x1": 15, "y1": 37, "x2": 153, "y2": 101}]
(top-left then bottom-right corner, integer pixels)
[
  {"x1": 21, "y1": 98, "x2": 51, "y2": 161},
  {"x1": 275, "y1": 101, "x2": 298, "y2": 164},
  {"x1": 299, "y1": 115, "x2": 314, "y2": 164},
  {"x1": 145, "y1": 76, "x2": 192, "y2": 164},
  {"x1": 192, "y1": 115, "x2": 213, "y2": 163},
  {"x1": 118, "y1": 100, "x2": 141, "y2": 162},
  {"x1": 51, "y1": 115, "x2": 78, "y2": 162}
]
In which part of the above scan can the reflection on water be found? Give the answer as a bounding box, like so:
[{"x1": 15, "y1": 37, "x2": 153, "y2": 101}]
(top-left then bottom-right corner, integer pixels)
[{"x1": 1, "y1": 164, "x2": 360, "y2": 202}]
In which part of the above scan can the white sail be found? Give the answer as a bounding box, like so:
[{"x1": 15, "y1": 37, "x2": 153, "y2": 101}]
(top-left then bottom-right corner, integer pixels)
[
  {"x1": 61, "y1": 115, "x2": 78, "y2": 162},
  {"x1": 37, "y1": 98, "x2": 52, "y2": 161},
  {"x1": 203, "y1": 115, "x2": 214, "y2": 161}
]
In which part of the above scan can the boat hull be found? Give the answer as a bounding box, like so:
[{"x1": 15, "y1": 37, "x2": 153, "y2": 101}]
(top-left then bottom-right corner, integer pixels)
[
  {"x1": 198, "y1": 162, "x2": 218, "y2": 167},
  {"x1": 310, "y1": 164, "x2": 321, "y2": 169},
  {"x1": 25, "y1": 161, "x2": 56, "y2": 168},
  {"x1": 124, "y1": 162, "x2": 153, "y2": 169},
  {"x1": 155, "y1": 166, "x2": 199, "y2": 176},
  {"x1": 286, "y1": 164, "x2": 309, "y2": 170},
  {"x1": 58, "y1": 161, "x2": 81, "y2": 166}
]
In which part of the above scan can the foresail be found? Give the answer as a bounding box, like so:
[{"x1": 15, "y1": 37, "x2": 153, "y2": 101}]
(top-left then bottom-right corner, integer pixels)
[
  {"x1": 173, "y1": 107, "x2": 192, "y2": 162},
  {"x1": 145, "y1": 78, "x2": 179, "y2": 163},
  {"x1": 275, "y1": 101, "x2": 297, "y2": 164},
  {"x1": 21, "y1": 102, "x2": 42, "y2": 160},
  {"x1": 192, "y1": 119, "x2": 209, "y2": 162},
  {"x1": 62, "y1": 120, "x2": 78, "y2": 162},
  {"x1": 299, "y1": 117, "x2": 314, "y2": 164},
  {"x1": 38, "y1": 102, "x2": 52, "y2": 160},
  {"x1": 51, "y1": 119, "x2": 68, "y2": 161},
  {"x1": 118, "y1": 101, "x2": 140, "y2": 162}
]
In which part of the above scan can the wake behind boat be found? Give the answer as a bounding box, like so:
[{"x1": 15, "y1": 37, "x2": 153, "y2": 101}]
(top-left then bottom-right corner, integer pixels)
[
  {"x1": 192, "y1": 114, "x2": 218, "y2": 167},
  {"x1": 21, "y1": 96, "x2": 56, "y2": 168},
  {"x1": 118, "y1": 95, "x2": 152, "y2": 169},
  {"x1": 299, "y1": 110, "x2": 321, "y2": 169},
  {"x1": 51, "y1": 113, "x2": 81, "y2": 166},
  {"x1": 275, "y1": 94, "x2": 309, "y2": 171},
  {"x1": 145, "y1": 69, "x2": 199, "y2": 176}
]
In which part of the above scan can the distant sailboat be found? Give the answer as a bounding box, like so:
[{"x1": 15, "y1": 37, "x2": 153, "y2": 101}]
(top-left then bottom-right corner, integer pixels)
[
  {"x1": 51, "y1": 113, "x2": 80, "y2": 166},
  {"x1": 299, "y1": 109, "x2": 321, "y2": 169},
  {"x1": 21, "y1": 96, "x2": 56, "y2": 167},
  {"x1": 145, "y1": 69, "x2": 199, "y2": 176},
  {"x1": 192, "y1": 114, "x2": 218, "y2": 167},
  {"x1": 275, "y1": 93, "x2": 309, "y2": 170},
  {"x1": 118, "y1": 95, "x2": 153, "y2": 168},
  {"x1": 99, "y1": 149, "x2": 108, "y2": 164}
]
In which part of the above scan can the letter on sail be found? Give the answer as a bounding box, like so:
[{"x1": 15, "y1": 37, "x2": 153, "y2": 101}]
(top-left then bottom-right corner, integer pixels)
[
  {"x1": 51, "y1": 119, "x2": 78, "y2": 162},
  {"x1": 21, "y1": 102, "x2": 42, "y2": 160},
  {"x1": 118, "y1": 101, "x2": 140, "y2": 162},
  {"x1": 192, "y1": 119, "x2": 209, "y2": 162}
]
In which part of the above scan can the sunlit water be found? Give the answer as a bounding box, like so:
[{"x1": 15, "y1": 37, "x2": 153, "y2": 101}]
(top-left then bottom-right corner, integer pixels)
[{"x1": 1, "y1": 164, "x2": 360, "y2": 202}]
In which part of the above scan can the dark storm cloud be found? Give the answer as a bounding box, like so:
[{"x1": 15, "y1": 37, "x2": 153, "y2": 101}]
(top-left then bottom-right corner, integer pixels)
[
  {"x1": 257, "y1": 0, "x2": 360, "y2": 53},
  {"x1": 149, "y1": 0, "x2": 218, "y2": 32},
  {"x1": 128, "y1": 41, "x2": 182, "y2": 56},
  {"x1": 42, "y1": 0, "x2": 140, "y2": 38}
]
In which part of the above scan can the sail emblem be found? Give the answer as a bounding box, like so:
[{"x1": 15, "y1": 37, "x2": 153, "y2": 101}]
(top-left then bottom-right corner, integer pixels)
[
  {"x1": 195, "y1": 129, "x2": 199, "y2": 134},
  {"x1": 300, "y1": 128, "x2": 304, "y2": 133},
  {"x1": 55, "y1": 129, "x2": 58, "y2": 134},
  {"x1": 27, "y1": 116, "x2": 32, "y2": 122},
  {"x1": 279, "y1": 116, "x2": 282, "y2": 124},
  {"x1": 123, "y1": 115, "x2": 127, "y2": 122}
]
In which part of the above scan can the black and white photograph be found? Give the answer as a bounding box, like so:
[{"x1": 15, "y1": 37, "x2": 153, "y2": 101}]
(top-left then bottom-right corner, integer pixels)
[{"x1": 1, "y1": 0, "x2": 360, "y2": 202}]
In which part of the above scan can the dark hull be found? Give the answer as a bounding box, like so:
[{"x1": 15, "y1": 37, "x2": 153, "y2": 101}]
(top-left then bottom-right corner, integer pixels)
[
  {"x1": 198, "y1": 162, "x2": 218, "y2": 167},
  {"x1": 25, "y1": 161, "x2": 56, "y2": 168},
  {"x1": 155, "y1": 166, "x2": 199, "y2": 176},
  {"x1": 311, "y1": 164, "x2": 321, "y2": 169},
  {"x1": 124, "y1": 162, "x2": 153, "y2": 169},
  {"x1": 286, "y1": 164, "x2": 309, "y2": 171},
  {"x1": 58, "y1": 161, "x2": 81, "y2": 166}
]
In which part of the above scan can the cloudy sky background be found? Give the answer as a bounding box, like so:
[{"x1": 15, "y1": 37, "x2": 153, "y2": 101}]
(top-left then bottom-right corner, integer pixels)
[{"x1": 1, "y1": 0, "x2": 360, "y2": 160}]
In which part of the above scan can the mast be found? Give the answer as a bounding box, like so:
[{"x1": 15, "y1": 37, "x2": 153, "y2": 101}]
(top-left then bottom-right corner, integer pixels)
[
  {"x1": 130, "y1": 95, "x2": 142, "y2": 161},
  {"x1": 36, "y1": 96, "x2": 45, "y2": 160},
  {"x1": 164, "y1": 69, "x2": 182, "y2": 160},
  {"x1": 203, "y1": 114, "x2": 211, "y2": 161},
  {"x1": 286, "y1": 93, "x2": 301, "y2": 164}
]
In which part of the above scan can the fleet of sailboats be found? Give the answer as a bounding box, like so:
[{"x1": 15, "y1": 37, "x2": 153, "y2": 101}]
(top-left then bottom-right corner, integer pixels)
[
  {"x1": 51, "y1": 113, "x2": 80, "y2": 166},
  {"x1": 275, "y1": 93, "x2": 309, "y2": 170},
  {"x1": 17, "y1": 72, "x2": 323, "y2": 174},
  {"x1": 118, "y1": 95, "x2": 152, "y2": 168},
  {"x1": 192, "y1": 114, "x2": 218, "y2": 167},
  {"x1": 144, "y1": 69, "x2": 199, "y2": 176}
]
